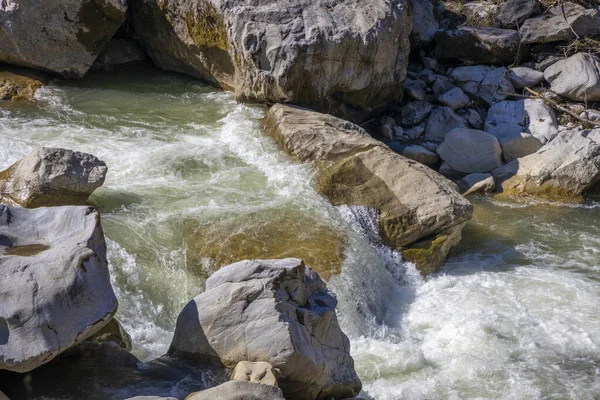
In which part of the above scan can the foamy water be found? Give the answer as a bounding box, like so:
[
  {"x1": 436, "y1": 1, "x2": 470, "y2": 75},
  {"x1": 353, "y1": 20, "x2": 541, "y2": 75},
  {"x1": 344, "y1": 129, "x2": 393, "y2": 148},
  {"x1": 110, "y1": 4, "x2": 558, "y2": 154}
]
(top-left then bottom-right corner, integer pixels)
[{"x1": 2, "y1": 66, "x2": 600, "y2": 399}]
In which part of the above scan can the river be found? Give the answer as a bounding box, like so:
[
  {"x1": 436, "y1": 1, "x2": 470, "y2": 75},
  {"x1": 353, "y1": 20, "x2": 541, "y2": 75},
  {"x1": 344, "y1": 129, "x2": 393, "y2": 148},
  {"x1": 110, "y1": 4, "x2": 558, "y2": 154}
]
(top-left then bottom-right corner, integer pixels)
[{"x1": 1, "y1": 66, "x2": 600, "y2": 400}]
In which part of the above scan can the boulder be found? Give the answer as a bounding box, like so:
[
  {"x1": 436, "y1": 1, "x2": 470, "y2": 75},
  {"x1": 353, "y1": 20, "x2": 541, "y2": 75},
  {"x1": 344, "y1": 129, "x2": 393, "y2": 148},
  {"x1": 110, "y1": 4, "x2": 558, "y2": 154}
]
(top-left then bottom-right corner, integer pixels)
[
  {"x1": 185, "y1": 381, "x2": 285, "y2": 400},
  {"x1": 461, "y1": 1, "x2": 498, "y2": 22},
  {"x1": 130, "y1": 0, "x2": 412, "y2": 121},
  {"x1": 435, "y1": 27, "x2": 520, "y2": 66},
  {"x1": 85, "y1": 318, "x2": 132, "y2": 351},
  {"x1": 264, "y1": 104, "x2": 472, "y2": 274},
  {"x1": 400, "y1": 101, "x2": 432, "y2": 126},
  {"x1": 484, "y1": 99, "x2": 558, "y2": 161},
  {"x1": 0, "y1": 0, "x2": 127, "y2": 78},
  {"x1": 404, "y1": 78, "x2": 427, "y2": 101},
  {"x1": 544, "y1": 53, "x2": 600, "y2": 102},
  {"x1": 492, "y1": 128, "x2": 600, "y2": 198},
  {"x1": 411, "y1": 0, "x2": 439, "y2": 48},
  {"x1": 169, "y1": 259, "x2": 361, "y2": 400},
  {"x1": 94, "y1": 38, "x2": 147, "y2": 67},
  {"x1": 423, "y1": 106, "x2": 469, "y2": 143},
  {"x1": 508, "y1": 67, "x2": 544, "y2": 89},
  {"x1": 457, "y1": 173, "x2": 495, "y2": 195},
  {"x1": 436, "y1": 128, "x2": 503, "y2": 173},
  {"x1": 0, "y1": 205, "x2": 118, "y2": 372},
  {"x1": 519, "y1": 3, "x2": 600, "y2": 44},
  {"x1": 0, "y1": 147, "x2": 107, "y2": 208},
  {"x1": 0, "y1": 67, "x2": 46, "y2": 102},
  {"x1": 231, "y1": 361, "x2": 278, "y2": 387},
  {"x1": 451, "y1": 65, "x2": 514, "y2": 104},
  {"x1": 495, "y1": 0, "x2": 540, "y2": 28},
  {"x1": 388, "y1": 143, "x2": 440, "y2": 166},
  {"x1": 439, "y1": 87, "x2": 470, "y2": 110}
]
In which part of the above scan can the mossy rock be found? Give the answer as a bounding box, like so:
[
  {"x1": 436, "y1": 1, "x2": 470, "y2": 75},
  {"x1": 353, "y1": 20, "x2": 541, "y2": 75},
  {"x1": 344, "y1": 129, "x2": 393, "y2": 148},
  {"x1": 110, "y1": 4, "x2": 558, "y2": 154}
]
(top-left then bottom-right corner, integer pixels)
[
  {"x1": 185, "y1": 2, "x2": 228, "y2": 51},
  {"x1": 402, "y1": 224, "x2": 465, "y2": 275},
  {"x1": 0, "y1": 67, "x2": 47, "y2": 102}
]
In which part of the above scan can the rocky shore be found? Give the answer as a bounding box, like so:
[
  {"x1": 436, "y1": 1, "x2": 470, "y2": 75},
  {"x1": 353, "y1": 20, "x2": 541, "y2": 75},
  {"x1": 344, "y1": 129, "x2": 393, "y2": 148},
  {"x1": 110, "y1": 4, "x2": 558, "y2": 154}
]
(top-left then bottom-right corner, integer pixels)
[{"x1": 0, "y1": 0, "x2": 599, "y2": 399}]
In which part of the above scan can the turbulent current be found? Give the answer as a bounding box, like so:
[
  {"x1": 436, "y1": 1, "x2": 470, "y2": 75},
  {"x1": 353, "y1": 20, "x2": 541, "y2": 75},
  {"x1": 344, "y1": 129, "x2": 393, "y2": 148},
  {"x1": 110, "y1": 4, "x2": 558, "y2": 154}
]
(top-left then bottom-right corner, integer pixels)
[{"x1": 2, "y1": 67, "x2": 600, "y2": 399}]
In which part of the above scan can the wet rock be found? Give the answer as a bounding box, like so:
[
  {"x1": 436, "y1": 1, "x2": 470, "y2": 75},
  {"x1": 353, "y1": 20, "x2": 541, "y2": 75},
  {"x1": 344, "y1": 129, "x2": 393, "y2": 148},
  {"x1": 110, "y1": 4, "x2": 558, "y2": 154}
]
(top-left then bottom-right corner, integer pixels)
[
  {"x1": 131, "y1": 0, "x2": 411, "y2": 121},
  {"x1": 85, "y1": 318, "x2": 132, "y2": 351},
  {"x1": 435, "y1": 27, "x2": 520, "y2": 66},
  {"x1": 169, "y1": 258, "x2": 361, "y2": 400},
  {"x1": 493, "y1": 128, "x2": 600, "y2": 198},
  {"x1": 404, "y1": 78, "x2": 427, "y2": 101},
  {"x1": 0, "y1": 148, "x2": 107, "y2": 208},
  {"x1": 496, "y1": 0, "x2": 541, "y2": 28},
  {"x1": 401, "y1": 101, "x2": 432, "y2": 126},
  {"x1": 451, "y1": 65, "x2": 514, "y2": 104},
  {"x1": 457, "y1": 173, "x2": 496, "y2": 195},
  {"x1": 424, "y1": 106, "x2": 469, "y2": 143},
  {"x1": 484, "y1": 99, "x2": 558, "y2": 162},
  {"x1": 411, "y1": 0, "x2": 439, "y2": 48},
  {"x1": 520, "y1": 3, "x2": 600, "y2": 44},
  {"x1": 439, "y1": 87, "x2": 470, "y2": 110},
  {"x1": 186, "y1": 381, "x2": 285, "y2": 400},
  {"x1": 509, "y1": 67, "x2": 545, "y2": 88},
  {"x1": 544, "y1": 53, "x2": 600, "y2": 102},
  {"x1": 388, "y1": 143, "x2": 440, "y2": 166},
  {"x1": 264, "y1": 104, "x2": 473, "y2": 274},
  {"x1": 436, "y1": 128, "x2": 503, "y2": 173},
  {"x1": 0, "y1": 0, "x2": 126, "y2": 78},
  {"x1": 0, "y1": 205, "x2": 118, "y2": 373},
  {"x1": 231, "y1": 361, "x2": 278, "y2": 387},
  {"x1": 94, "y1": 38, "x2": 147, "y2": 67},
  {"x1": 0, "y1": 67, "x2": 46, "y2": 102}
]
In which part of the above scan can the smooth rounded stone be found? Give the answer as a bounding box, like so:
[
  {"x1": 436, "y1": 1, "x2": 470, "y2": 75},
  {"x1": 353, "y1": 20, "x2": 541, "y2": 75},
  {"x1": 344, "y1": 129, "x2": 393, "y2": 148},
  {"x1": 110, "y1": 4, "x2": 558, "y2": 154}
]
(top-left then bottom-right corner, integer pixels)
[
  {"x1": 581, "y1": 110, "x2": 600, "y2": 123},
  {"x1": 130, "y1": 0, "x2": 411, "y2": 121},
  {"x1": 404, "y1": 78, "x2": 427, "y2": 101},
  {"x1": 484, "y1": 99, "x2": 558, "y2": 162},
  {"x1": 544, "y1": 53, "x2": 600, "y2": 102},
  {"x1": 85, "y1": 318, "x2": 132, "y2": 351},
  {"x1": 0, "y1": 0, "x2": 126, "y2": 78},
  {"x1": 388, "y1": 143, "x2": 440, "y2": 166},
  {"x1": 0, "y1": 147, "x2": 107, "y2": 208},
  {"x1": 0, "y1": 205, "x2": 118, "y2": 373},
  {"x1": 264, "y1": 104, "x2": 472, "y2": 274},
  {"x1": 185, "y1": 381, "x2": 285, "y2": 400},
  {"x1": 451, "y1": 65, "x2": 514, "y2": 104},
  {"x1": 458, "y1": 108, "x2": 484, "y2": 129},
  {"x1": 496, "y1": 0, "x2": 541, "y2": 28},
  {"x1": 520, "y1": 3, "x2": 600, "y2": 44},
  {"x1": 457, "y1": 173, "x2": 495, "y2": 196},
  {"x1": 436, "y1": 128, "x2": 503, "y2": 173},
  {"x1": 94, "y1": 38, "x2": 147, "y2": 67},
  {"x1": 401, "y1": 101, "x2": 432, "y2": 126},
  {"x1": 492, "y1": 128, "x2": 600, "y2": 198},
  {"x1": 231, "y1": 361, "x2": 278, "y2": 387},
  {"x1": 435, "y1": 27, "x2": 520, "y2": 66},
  {"x1": 439, "y1": 87, "x2": 470, "y2": 110},
  {"x1": 508, "y1": 67, "x2": 545, "y2": 88},
  {"x1": 410, "y1": 0, "x2": 439, "y2": 48},
  {"x1": 169, "y1": 259, "x2": 361, "y2": 400},
  {"x1": 0, "y1": 67, "x2": 47, "y2": 102},
  {"x1": 461, "y1": 1, "x2": 498, "y2": 21},
  {"x1": 423, "y1": 106, "x2": 469, "y2": 143}
]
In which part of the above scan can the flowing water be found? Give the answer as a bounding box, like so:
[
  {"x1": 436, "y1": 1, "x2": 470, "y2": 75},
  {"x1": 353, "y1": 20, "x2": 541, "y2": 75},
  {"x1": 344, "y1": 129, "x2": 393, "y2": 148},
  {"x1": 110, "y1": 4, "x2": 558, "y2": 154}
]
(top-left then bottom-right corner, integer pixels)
[{"x1": 2, "y1": 66, "x2": 600, "y2": 399}]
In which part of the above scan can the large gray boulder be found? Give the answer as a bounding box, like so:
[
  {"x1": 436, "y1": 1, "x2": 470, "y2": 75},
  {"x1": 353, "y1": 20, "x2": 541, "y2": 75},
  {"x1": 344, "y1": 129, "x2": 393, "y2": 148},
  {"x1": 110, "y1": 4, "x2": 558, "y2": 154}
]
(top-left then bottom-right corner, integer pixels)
[
  {"x1": 435, "y1": 27, "x2": 520, "y2": 66},
  {"x1": 169, "y1": 258, "x2": 361, "y2": 400},
  {"x1": 519, "y1": 3, "x2": 600, "y2": 44},
  {"x1": 436, "y1": 128, "x2": 503, "y2": 174},
  {"x1": 131, "y1": 0, "x2": 411, "y2": 121},
  {"x1": 0, "y1": 148, "x2": 107, "y2": 208},
  {"x1": 492, "y1": 128, "x2": 600, "y2": 198},
  {"x1": 0, "y1": 205, "x2": 118, "y2": 373},
  {"x1": 264, "y1": 104, "x2": 472, "y2": 275},
  {"x1": 186, "y1": 381, "x2": 285, "y2": 400},
  {"x1": 484, "y1": 99, "x2": 558, "y2": 162},
  {"x1": 544, "y1": 53, "x2": 600, "y2": 102},
  {"x1": 0, "y1": 0, "x2": 127, "y2": 78}
]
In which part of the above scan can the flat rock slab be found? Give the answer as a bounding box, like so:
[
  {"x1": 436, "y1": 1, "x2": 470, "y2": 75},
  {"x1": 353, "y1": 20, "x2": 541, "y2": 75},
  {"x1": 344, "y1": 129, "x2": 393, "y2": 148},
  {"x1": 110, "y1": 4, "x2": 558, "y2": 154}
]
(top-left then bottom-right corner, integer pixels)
[
  {"x1": 169, "y1": 258, "x2": 361, "y2": 400},
  {"x1": 264, "y1": 104, "x2": 472, "y2": 274},
  {"x1": 0, "y1": 205, "x2": 118, "y2": 372},
  {"x1": 492, "y1": 128, "x2": 600, "y2": 198},
  {"x1": 0, "y1": 0, "x2": 127, "y2": 78}
]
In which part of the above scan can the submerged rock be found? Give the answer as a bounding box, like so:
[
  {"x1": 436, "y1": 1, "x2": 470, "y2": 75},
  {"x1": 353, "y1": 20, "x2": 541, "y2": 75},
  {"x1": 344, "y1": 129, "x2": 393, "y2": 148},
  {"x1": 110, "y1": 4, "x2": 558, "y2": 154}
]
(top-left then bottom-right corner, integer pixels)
[
  {"x1": 0, "y1": 0, "x2": 127, "y2": 78},
  {"x1": 0, "y1": 148, "x2": 107, "y2": 208},
  {"x1": 520, "y1": 3, "x2": 600, "y2": 44},
  {"x1": 544, "y1": 53, "x2": 600, "y2": 102},
  {"x1": 186, "y1": 381, "x2": 285, "y2": 400},
  {"x1": 264, "y1": 104, "x2": 472, "y2": 274},
  {"x1": 0, "y1": 205, "x2": 118, "y2": 373},
  {"x1": 492, "y1": 128, "x2": 600, "y2": 198},
  {"x1": 0, "y1": 67, "x2": 47, "y2": 102},
  {"x1": 169, "y1": 258, "x2": 361, "y2": 400},
  {"x1": 131, "y1": 0, "x2": 411, "y2": 120}
]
